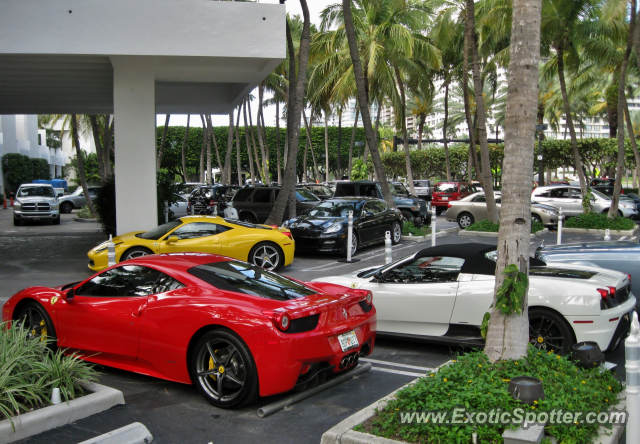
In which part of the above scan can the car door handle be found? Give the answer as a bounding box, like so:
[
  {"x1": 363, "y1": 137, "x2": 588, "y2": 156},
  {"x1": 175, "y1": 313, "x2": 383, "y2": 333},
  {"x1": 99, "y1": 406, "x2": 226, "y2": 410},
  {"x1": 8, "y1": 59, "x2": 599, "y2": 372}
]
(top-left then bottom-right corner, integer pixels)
[{"x1": 132, "y1": 303, "x2": 147, "y2": 317}]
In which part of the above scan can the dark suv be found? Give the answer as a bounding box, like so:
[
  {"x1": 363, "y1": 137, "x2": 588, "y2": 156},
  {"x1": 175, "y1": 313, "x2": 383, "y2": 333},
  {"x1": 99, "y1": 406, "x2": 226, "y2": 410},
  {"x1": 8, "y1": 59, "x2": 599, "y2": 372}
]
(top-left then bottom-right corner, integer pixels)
[
  {"x1": 333, "y1": 180, "x2": 431, "y2": 226},
  {"x1": 187, "y1": 185, "x2": 239, "y2": 216},
  {"x1": 589, "y1": 178, "x2": 622, "y2": 196},
  {"x1": 232, "y1": 186, "x2": 321, "y2": 224}
]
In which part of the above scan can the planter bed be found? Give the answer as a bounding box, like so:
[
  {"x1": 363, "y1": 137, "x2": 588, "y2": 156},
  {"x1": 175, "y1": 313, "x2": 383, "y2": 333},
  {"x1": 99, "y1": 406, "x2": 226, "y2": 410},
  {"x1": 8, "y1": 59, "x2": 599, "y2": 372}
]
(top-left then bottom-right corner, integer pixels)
[
  {"x1": 0, "y1": 382, "x2": 124, "y2": 444},
  {"x1": 460, "y1": 228, "x2": 548, "y2": 239}
]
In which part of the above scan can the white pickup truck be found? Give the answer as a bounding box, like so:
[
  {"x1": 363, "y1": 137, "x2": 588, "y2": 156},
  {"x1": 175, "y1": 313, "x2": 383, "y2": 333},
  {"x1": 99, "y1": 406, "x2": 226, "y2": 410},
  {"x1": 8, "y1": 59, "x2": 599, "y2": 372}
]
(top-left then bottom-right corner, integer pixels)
[{"x1": 13, "y1": 183, "x2": 60, "y2": 225}]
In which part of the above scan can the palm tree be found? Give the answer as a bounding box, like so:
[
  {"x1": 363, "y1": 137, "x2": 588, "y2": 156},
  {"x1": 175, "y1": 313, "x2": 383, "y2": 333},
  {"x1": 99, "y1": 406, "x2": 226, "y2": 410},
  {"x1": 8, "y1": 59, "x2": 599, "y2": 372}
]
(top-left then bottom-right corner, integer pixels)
[{"x1": 484, "y1": 0, "x2": 541, "y2": 362}]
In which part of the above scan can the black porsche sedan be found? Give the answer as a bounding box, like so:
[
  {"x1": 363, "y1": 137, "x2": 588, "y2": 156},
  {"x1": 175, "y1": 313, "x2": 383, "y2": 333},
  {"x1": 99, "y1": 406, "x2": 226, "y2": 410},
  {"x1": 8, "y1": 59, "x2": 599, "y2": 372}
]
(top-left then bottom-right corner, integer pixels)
[{"x1": 282, "y1": 197, "x2": 403, "y2": 257}]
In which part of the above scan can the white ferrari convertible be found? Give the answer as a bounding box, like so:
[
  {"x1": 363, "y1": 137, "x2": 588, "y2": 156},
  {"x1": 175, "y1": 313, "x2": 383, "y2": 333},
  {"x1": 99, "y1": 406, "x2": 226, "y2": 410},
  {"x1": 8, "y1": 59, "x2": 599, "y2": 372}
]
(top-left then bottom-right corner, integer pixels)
[{"x1": 315, "y1": 243, "x2": 636, "y2": 354}]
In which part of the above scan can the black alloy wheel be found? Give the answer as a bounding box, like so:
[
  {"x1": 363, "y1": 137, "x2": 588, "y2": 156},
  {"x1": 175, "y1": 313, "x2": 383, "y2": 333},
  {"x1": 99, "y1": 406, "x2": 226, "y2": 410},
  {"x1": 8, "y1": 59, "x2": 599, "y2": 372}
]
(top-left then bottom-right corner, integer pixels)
[
  {"x1": 190, "y1": 330, "x2": 259, "y2": 408},
  {"x1": 528, "y1": 308, "x2": 575, "y2": 355},
  {"x1": 343, "y1": 231, "x2": 358, "y2": 257},
  {"x1": 61, "y1": 201, "x2": 73, "y2": 214},
  {"x1": 16, "y1": 302, "x2": 57, "y2": 350},
  {"x1": 249, "y1": 242, "x2": 283, "y2": 271},
  {"x1": 391, "y1": 221, "x2": 402, "y2": 244},
  {"x1": 457, "y1": 212, "x2": 474, "y2": 229}
]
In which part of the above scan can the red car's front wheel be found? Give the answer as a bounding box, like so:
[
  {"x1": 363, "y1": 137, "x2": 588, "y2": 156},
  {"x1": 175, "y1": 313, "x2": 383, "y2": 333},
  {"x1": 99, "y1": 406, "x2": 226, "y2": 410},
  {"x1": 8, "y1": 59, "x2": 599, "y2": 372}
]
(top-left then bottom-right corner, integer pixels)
[{"x1": 190, "y1": 329, "x2": 259, "y2": 408}]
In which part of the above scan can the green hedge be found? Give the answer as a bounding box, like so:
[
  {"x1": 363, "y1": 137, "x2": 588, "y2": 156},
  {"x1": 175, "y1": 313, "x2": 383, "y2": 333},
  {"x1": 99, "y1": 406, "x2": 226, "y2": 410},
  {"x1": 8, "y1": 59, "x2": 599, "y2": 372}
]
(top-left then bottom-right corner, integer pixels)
[
  {"x1": 564, "y1": 213, "x2": 636, "y2": 230},
  {"x1": 1, "y1": 153, "x2": 51, "y2": 191},
  {"x1": 466, "y1": 220, "x2": 544, "y2": 234}
]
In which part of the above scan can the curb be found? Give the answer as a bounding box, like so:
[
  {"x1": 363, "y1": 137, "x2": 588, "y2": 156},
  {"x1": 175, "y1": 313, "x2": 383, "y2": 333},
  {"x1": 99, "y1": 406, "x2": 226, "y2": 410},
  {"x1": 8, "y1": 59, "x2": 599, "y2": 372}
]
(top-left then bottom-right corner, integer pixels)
[
  {"x1": 458, "y1": 228, "x2": 548, "y2": 239},
  {"x1": 0, "y1": 382, "x2": 125, "y2": 444},
  {"x1": 78, "y1": 422, "x2": 153, "y2": 444},
  {"x1": 561, "y1": 226, "x2": 638, "y2": 236},
  {"x1": 321, "y1": 370, "x2": 625, "y2": 444},
  {"x1": 74, "y1": 217, "x2": 99, "y2": 223}
]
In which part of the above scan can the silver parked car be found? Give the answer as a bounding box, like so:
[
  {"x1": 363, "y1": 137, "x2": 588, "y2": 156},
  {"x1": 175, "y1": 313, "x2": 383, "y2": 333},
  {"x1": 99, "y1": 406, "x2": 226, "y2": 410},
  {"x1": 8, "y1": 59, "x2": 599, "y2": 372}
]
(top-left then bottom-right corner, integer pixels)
[
  {"x1": 446, "y1": 191, "x2": 559, "y2": 229},
  {"x1": 59, "y1": 186, "x2": 100, "y2": 214},
  {"x1": 13, "y1": 184, "x2": 60, "y2": 225},
  {"x1": 531, "y1": 185, "x2": 638, "y2": 218},
  {"x1": 413, "y1": 179, "x2": 432, "y2": 201}
]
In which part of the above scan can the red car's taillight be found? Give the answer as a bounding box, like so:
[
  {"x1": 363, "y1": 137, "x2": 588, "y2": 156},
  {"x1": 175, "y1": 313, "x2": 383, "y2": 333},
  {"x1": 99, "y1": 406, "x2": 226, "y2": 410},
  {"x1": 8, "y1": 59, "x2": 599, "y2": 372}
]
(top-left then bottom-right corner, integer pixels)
[
  {"x1": 263, "y1": 310, "x2": 290, "y2": 331},
  {"x1": 208, "y1": 199, "x2": 218, "y2": 207},
  {"x1": 447, "y1": 203, "x2": 452, "y2": 208}
]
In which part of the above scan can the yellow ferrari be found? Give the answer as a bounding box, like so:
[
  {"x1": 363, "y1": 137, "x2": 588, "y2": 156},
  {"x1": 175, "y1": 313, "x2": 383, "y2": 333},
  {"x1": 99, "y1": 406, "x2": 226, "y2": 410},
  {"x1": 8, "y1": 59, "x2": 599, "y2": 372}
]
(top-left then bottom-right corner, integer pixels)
[{"x1": 88, "y1": 216, "x2": 295, "y2": 272}]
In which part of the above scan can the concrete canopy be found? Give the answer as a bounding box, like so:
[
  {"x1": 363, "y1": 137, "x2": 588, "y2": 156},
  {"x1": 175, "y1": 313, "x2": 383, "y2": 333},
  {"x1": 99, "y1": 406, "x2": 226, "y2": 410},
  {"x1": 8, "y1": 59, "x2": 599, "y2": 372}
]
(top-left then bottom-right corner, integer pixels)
[{"x1": 0, "y1": 0, "x2": 285, "y2": 234}]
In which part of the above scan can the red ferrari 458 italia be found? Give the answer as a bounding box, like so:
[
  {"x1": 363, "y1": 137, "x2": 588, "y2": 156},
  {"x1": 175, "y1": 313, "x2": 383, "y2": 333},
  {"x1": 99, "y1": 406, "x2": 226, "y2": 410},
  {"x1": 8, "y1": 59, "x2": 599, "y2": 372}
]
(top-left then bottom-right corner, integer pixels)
[{"x1": 1, "y1": 253, "x2": 376, "y2": 408}]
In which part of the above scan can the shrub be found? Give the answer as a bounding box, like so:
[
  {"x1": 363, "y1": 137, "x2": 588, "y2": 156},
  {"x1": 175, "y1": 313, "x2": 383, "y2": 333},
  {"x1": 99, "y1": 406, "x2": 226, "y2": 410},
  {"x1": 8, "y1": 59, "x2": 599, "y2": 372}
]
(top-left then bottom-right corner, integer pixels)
[
  {"x1": 402, "y1": 221, "x2": 431, "y2": 236},
  {"x1": 94, "y1": 175, "x2": 116, "y2": 237},
  {"x1": 0, "y1": 322, "x2": 99, "y2": 423},
  {"x1": 467, "y1": 220, "x2": 544, "y2": 234},
  {"x1": 157, "y1": 170, "x2": 181, "y2": 224},
  {"x1": 30, "y1": 158, "x2": 51, "y2": 182},
  {"x1": 360, "y1": 346, "x2": 622, "y2": 444},
  {"x1": 564, "y1": 213, "x2": 636, "y2": 230},
  {"x1": 76, "y1": 205, "x2": 93, "y2": 219}
]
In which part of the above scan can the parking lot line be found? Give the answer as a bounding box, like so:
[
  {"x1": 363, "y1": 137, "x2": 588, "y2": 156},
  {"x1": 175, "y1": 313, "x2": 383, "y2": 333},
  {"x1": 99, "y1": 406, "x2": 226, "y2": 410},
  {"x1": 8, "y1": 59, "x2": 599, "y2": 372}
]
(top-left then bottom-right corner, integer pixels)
[
  {"x1": 370, "y1": 367, "x2": 425, "y2": 377},
  {"x1": 360, "y1": 358, "x2": 435, "y2": 372}
]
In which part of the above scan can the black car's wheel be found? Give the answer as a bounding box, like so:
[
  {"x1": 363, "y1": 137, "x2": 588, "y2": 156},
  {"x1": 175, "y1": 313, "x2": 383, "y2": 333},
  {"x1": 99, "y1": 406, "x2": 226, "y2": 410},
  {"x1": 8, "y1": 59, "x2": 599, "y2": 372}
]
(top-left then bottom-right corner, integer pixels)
[
  {"x1": 16, "y1": 302, "x2": 57, "y2": 350},
  {"x1": 249, "y1": 242, "x2": 283, "y2": 271},
  {"x1": 60, "y1": 202, "x2": 73, "y2": 214},
  {"x1": 343, "y1": 231, "x2": 358, "y2": 257},
  {"x1": 400, "y1": 210, "x2": 414, "y2": 224},
  {"x1": 528, "y1": 308, "x2": 575, "y2": 355},
  {"x1": 189, "y1": 329, "x2": 259, "y2": 409},
  {"x1": 531, "y1": 214, "x2": 543, "y2": 224},
  {"x1": 457, "y1": 212, "x2": 474, "y2": 229},
  {"x1": 391, "y1": 221, "x2": 402, "y2": 244},
  {"x1": 240, "y1": 213, "x2": 257, "y2": 224},
  {"x1": 120, "y1": 247, "x2": 153, "y2": 262}
]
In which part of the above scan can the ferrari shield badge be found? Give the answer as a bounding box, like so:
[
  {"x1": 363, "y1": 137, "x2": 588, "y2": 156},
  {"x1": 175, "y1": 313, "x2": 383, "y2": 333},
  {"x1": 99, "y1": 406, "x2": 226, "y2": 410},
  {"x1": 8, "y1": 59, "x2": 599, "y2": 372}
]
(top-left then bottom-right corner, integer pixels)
[
  {"x1": 351, "y1": 282, "x2": 357, "y2": 289},
  {"x1": 50, "y1": 296, "x2": 59, "y2": 305}
]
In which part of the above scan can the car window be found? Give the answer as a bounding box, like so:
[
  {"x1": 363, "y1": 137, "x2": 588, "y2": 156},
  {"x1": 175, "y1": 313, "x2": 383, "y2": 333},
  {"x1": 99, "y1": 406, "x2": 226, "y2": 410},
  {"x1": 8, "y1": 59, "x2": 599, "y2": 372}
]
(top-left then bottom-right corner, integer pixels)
[
  {"x1": 76, "y1": 265, "x2": 161, "y2": 297},
  {"x1": 472, "y1": 195, "x2": 486, "y2": 202},
  {"x1": 363, "y1": 201, "x2": 377, "y2": 215},
  {"x1": 233, "y1": 188, "x2": 253, "y2": 202},
  {"x1": 590, "y1": 189, "x2": 609, "y2": 200},
  {"x1": 307, "y1": 186, "x2": 333, "y2": 197},
  {"x1": 549, "y1": 188, "x2": 569, "y2": 198},
  {"x1": 375, "y1": 200, "x2": 388, "y2": 213},
  {"x1": 533, "y1": 190, "x2": 549, "y2": 197},
  {"x1": 252, "y1": 189, "x2": 272, "y2": 203},
  {"x1": 377, "y1": 256, "x2": 465, "y2": 283},
  {"x1": 414, "y1": 181, "x2": 430, "y2": 187},
  {"x1": 17, "y1": 187, "x2": 55, "y2": 198},
  {"x1": 308, "y1": 201, "x2": 358, "y2": 217},
  {"x1": 218, "y1": 188, "x2": 238, "y2": 200},
  {"x1": 154, "y1": 273, "x2": 185, "y2": 293},
  {"x1": 434, "y1": 183, "x2": 457, "y2": 193},
  {"x1": 360, "y1": 185, "x2": 379, "y2": 198},
  {"x1": 295, "y1": 189, "x2": 320, "y2": 202},
  {"x1": 169, "y1": 222, "x2": 220, "y2": 240},
  {"x1": 139, "y1": 220, "x2": 183, "y2": 240},
  {"x1": 188, "y1": 261, "x2": 317, "y2": 300},
  {"x1": 335, "y1": 184, "x2": 356, "y2": 197},
  {"x1": 570, "y1": 189, "x2": 582, "y2": 199}
]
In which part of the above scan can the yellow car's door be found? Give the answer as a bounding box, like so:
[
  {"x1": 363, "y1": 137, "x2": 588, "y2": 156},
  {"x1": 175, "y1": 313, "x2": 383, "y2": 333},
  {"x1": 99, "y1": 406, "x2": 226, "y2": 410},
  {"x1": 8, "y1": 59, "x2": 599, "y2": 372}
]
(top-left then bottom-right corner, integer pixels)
[{"x1": 157, "y1": 221, "x2": 222, "y2": 255}]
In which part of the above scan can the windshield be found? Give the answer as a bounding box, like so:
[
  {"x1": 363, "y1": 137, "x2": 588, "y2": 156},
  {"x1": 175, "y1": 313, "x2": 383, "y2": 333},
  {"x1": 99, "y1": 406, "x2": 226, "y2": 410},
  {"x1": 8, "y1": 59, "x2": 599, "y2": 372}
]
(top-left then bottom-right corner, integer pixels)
[
  {"x1": 138, "y1": 220, "x2": 183, "y2": 240},
  {"x1": 414, "y1": 181, "x2": 430, "y2": 187},
  {"x1": 18, "y1": 186, "x2": 55, "y2": 198},
  {"x1": 357, "y1": 254, "x2": 416, "y2": 279},
  {"x1": 296, "y1": 189, "x2": 320, "y2": 202},
  {"x1": 188, "y1": 261, "x2": 317, "y2": 300},
  {"x1": 308, "y1": 201, "x2": 358, "y2": 217},
  {"x1": 307, "y1": 186, "x2": 333, "y2": 197},
  {"x1": 434, "y1": 183, "x2": 458, "y2": 193},
  {"x1": 590, "y1": 188, "x2": 609, "y2": 200},
  {"x1": 393, "y1": 183, "x2": 409, "y2": 194}
]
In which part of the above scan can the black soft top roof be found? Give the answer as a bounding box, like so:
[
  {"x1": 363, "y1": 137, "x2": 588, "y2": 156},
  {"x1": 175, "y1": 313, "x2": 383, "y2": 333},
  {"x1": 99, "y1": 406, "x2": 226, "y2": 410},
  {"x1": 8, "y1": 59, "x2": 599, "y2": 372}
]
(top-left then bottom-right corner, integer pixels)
[{"x1": 414, "y1": 243, "x2": 546, "y2": 275}]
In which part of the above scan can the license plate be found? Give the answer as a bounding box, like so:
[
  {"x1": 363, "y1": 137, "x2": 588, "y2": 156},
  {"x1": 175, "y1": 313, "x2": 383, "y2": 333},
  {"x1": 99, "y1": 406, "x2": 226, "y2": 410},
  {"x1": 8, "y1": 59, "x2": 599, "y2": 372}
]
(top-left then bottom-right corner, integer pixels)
[
  {"x1": 442, "y1": 197, "x2": 448, "y2": 201},
  {"x1": 338, "y1": 330, "x2": 359, "y2": 352},
  {"x1": 33, "y1": 217, "x2": 40, "y2": 221}
]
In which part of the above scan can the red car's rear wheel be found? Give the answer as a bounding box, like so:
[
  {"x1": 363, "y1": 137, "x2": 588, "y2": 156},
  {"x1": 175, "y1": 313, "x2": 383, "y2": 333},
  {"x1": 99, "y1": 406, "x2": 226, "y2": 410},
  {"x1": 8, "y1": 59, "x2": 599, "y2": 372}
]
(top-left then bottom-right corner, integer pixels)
[{"x1": 190, "y1": 329, "x2": 259, "y2": 408}]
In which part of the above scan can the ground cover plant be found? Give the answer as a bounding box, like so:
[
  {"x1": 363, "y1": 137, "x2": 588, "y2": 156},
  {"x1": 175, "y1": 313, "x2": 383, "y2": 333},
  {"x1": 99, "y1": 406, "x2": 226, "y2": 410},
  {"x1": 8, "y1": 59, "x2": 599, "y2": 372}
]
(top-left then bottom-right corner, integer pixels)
[
  {"x1": 357, "y1": 346, "x2": 623, "y2": 444},
  {"x1": 76, "y1": 205, "x2": 93, "y2": 219},
  {"x1": 0, "y1": 321, "x2": 99, "y2": 424},
  {"x1": 564, "y1": 213, "x2": 636, "y2": 231},
  {"x1": 466, "y1": 220, "x2": 544, "y2": 234},
  {"x1": 402, "y1": 221, "x2": 432, "y2": 236}
]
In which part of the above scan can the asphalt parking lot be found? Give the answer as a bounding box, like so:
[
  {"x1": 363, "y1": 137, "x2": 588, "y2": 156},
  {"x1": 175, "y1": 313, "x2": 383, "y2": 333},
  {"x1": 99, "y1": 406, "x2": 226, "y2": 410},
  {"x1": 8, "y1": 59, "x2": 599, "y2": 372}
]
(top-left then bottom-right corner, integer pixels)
[{"x1": 0, "y1": 207, "x2": 633, "y2": 444}]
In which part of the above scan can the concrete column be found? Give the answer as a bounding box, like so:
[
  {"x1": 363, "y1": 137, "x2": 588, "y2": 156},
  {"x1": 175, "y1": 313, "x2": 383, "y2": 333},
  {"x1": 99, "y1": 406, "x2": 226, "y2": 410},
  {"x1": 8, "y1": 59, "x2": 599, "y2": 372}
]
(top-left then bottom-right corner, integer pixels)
[{"x1": 111, "y1": 56, "x2": 157, "y2": 235}]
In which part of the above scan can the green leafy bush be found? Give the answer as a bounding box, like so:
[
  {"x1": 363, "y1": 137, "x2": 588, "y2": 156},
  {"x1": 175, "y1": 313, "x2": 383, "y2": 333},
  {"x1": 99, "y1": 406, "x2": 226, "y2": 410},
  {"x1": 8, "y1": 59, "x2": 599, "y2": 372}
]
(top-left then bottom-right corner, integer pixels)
[
  {"x1": 157, "y1": 170, "x2": 181, "y2": 224},
  {"x1": 76, "y1": 205, "x2": 93, "y2": 219},
  {"x1": 94, "y1": 175, "x2": 116, "y2": 237},
  {"x1": 402, "y1": 221, "x2": 431, "y2": 236},
  {"x1": 0, "y1": 322, "x2": 99, "y2": 423},
  {"x1": 466, "y1": 220, "x2": 544, "y2": 234},
  {"x1": 359, "y1": 346, "x2": 622, "y2": 444},
  {"x1": 2, "y1": 153, "x2": 51, "y2": 191},
  {"x1": 564, "y1": 213, "x2": 636, "y2": 230}
]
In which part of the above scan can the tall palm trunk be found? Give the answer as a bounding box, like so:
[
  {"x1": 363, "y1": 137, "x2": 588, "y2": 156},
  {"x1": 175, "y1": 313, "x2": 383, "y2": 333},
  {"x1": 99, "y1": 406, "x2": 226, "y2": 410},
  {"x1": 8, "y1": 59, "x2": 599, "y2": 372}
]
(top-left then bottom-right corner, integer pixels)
[
  {"x1": 223, "y1": 112, "x2": 234, "y2": 184},
  {"x1": 208, "y1": 116, "x2": 222, "y2": 183},
  {"x1": 256, "y1": 84, "x2": 270, "y2": 182},
  {"x1": 181, "y1": 115, "x2": 191, "y2": 182},
  {"x1": 467, "y1": 0, "x2": 498, "y2": 222},
  {"x1": 235, "y1": 105, "x2": 243, "y2": 186},
  {"x1": 70, "y1": 114, "x2": 97, "y2": 216},
  {"x1": 103, "y1": 116, "x2": 113, "y2": 178},
  {"x1": 276, "y1": 100, "x2": 282, "y2": 184},
  {"x1": 417, "y1": 114, "x2": 425, "y2": 151},
  {"x1": 156, "y1": 114, "x2": 170, "y2": 170},
  {"x1": 303, "y1": 109, "x2": 321, "y2": 182},
  {"x1": 337, "y1": 109, "x2": 343, "y2": 176},
  {"x1": 348, "y1": 107, "x2": 360, "y2": 180},
  {"x1": 484, "y1": 0, "x2": 541, "y2": 362},
  {"x1": 324, "y1": 112, "x2": 330, "y2": 181},
  {"x1": 205, "y1": 116, "x2": 212, "y2": 185},
  {"x1": 556, "y1": 42, "x2": 588, "y2": 195},
  {"x1": 199, "y1": 115, "x2": 206, "y2": 183},
  {"x1": 247, "y1": 99, "x2": 263, "y2": 183},
  {"x1": 341, "y1": 0, "x2": 394, "y2": 207},
  {"x1": 463, "y1": 31, "x2": 482, "y2": 184},
  {"x1": 266, "y1": 2, "x2": 311, "y2": 225},
  {"x1": 609, "y1": 4, "x2": 636, "y2": 219},
  {"x1": 242, "y1": 99, "x2": 256, "y2": 185},
  {"x1": 443, "y1": 81, "x2": 452, "y2": 181},
  {"x1": 88, "y1": 115, "x2": 107, "y2": 182},
  {"x1": 624, "y1": 96, "x2": 640, "y2": 181},
  {"x1": 394, "y1": 66, "x2": 416, "y2": 196}
]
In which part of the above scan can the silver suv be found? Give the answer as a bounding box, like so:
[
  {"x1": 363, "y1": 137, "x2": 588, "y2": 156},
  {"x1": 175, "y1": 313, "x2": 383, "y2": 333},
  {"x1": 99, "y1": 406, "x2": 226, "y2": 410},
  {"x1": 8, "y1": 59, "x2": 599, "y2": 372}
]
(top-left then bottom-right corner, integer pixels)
[
  {"x1": 13, "y1": 184, "x2": 60, "y2": 225},
  {"x1": 532, "y1": 185, "x2": 638, "y2": 218},
  {"x1": 413, "y1": 180, "x2": 432, "y2": 201}
]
